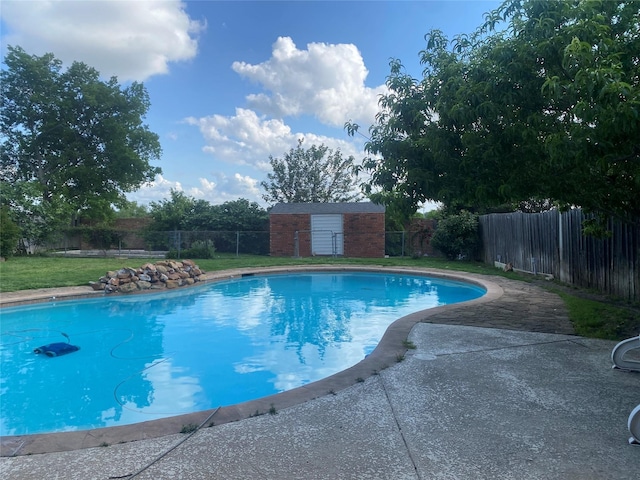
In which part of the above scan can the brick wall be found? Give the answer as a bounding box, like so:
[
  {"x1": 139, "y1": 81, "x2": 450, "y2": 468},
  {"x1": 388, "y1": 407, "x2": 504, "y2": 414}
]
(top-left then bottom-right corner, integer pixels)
[
  {"x1": 343, "y1": 213, "x2": 385, "y2": 257},
  {"x1": 270, "y1": 212, "x2": 385, "y2": 258},
  {"x1": 114, "y1": 218, "x2": 152, "y2": 249},
  {"x1": 269, "y1": 214, "x2": 311, "y2": 257},
  {"x1": 114, "y1": 217, "x2": 152, "y2": 232}
]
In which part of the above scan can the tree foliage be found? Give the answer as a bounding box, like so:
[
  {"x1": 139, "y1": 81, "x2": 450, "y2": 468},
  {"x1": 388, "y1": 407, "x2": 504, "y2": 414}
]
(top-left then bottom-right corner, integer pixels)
[
  {"x1": 261, "y1": 139, "x2": 360, "y2": 204},
  {"x1": 0, "y1": 206, "x2": 21, "y2": 258},
  {"x1": 351, "y1": 0, "x2": 640, "y2": 227},
  {"x1": 0, "y1": 180, "x2": 70, "y2": 250},
  {"x1": 114, "y1": 200, "x2": 149, "y2": 218},
  {"x1": 0, "y1": 46, "x2": 162, "y2": 226},
  {"x1": 147, "y1": 190, "x2": 196, "y2": 231},
  {"x1": 147, "y1": 190, "x2": 268, "y2": 232},
  {"x1": 211, "y1": 198, "x2": 268, "y2": 231}
]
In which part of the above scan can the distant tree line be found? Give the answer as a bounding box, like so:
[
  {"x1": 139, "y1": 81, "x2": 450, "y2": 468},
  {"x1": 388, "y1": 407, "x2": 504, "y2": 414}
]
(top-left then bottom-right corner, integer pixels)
[{"x1": 146, "y1": 190, "x2": 268, "y2": 232}]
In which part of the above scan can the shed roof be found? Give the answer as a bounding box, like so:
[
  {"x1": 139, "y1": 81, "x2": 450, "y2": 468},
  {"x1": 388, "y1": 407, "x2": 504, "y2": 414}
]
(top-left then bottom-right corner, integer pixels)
[{"x1": 270, "y1": 202, "x2": 385, "y2": 215}]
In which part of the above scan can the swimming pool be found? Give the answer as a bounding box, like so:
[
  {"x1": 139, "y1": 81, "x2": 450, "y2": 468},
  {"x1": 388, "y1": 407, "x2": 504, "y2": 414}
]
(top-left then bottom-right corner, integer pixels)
[{"x1": 0, "y1": 270, "x2": 485, "y2": 436}]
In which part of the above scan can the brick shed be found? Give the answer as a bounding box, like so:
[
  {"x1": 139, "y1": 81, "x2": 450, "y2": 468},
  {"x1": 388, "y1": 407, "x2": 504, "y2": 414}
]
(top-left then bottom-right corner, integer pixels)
[{"x1": 269, "y1": 202, "x2": 386, "y2": 258}]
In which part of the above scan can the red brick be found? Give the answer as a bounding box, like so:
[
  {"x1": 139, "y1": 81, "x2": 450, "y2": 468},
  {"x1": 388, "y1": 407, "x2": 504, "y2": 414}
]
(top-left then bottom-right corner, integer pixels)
[{"x1": 270, "y1": 212, "x2": 384, "y2": 258}]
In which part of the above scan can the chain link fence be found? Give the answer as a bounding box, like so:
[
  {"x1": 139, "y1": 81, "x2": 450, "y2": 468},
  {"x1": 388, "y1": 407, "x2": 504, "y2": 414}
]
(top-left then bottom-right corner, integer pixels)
[
  {"x1": 49, "y1": 229, "x2": 436, "y2": 258},
  {"x1": 145, "y1": 230, "x2": 269, "y2": 257},
  {"x1": 385, "y1": 230, "x2": 435, "y2": 257},
  {"x1": 49, "y1": 230, "x2": 268, "y2": 258}
]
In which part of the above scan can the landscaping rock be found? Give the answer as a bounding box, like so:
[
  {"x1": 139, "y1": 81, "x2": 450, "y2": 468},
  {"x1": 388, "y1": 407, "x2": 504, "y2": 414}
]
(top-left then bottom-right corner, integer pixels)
[
  {"x1": 91, "y1": 260, "x2": 205, "y2": 294},
  {"x1": 119, "y1": 282, "x2": 138, "y2": 293}
]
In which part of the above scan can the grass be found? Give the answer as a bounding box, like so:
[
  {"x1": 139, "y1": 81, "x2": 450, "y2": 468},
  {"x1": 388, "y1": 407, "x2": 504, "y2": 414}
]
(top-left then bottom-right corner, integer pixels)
[
  {"x1": 554, "y1": 291, "x2": 639, "y2": 340},
  {"x1": 402, "y1": 340, "x2": 417, "y2": 350},
  {"x1": 0, "y1": 253, "x2": 507, "y2": 293},
  {"x1": 180, "y1": 423, "x2": 199, "y2": 434},
  {"x1": 1, "y1": 253, "x2": 637, "y2": 340}
]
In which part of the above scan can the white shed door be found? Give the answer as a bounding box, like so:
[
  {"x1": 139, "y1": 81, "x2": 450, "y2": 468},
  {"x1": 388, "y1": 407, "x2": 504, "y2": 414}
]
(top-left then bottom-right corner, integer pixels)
[{"x1": 311, "y1": 214, "x2": 343, "y2": 255}]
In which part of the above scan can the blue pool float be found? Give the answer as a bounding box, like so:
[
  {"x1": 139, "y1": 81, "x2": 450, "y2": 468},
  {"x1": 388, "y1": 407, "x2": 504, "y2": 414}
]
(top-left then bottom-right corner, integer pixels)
[{"x1": 34, "y1": 342, "x2": 80, "y2": 357}]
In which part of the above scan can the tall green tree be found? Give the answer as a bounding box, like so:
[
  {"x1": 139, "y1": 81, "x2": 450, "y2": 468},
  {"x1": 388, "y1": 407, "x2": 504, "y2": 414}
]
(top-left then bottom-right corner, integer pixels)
[
  {"x1": 350, "y1": 0, "x2": 640, "y2": 228},
  {"x1": 0, "y1": 46, "x2": 162, "y2": 229},
  {"x1": 261, "y1": 139, "x2": 360, "y2": 204}
]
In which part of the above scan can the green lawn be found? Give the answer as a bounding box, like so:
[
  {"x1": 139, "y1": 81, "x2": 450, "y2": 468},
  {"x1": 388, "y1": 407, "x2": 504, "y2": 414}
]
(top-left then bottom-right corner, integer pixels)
[
  {"x1": 554, "y1": 291, "x2": 639, "y2": 340},
  {"x1": 0, "y1": 254, "x2": 506, "y2": 293},
  {"x1": 1, "y1": 254, "x2": 637, "y2": 340}
]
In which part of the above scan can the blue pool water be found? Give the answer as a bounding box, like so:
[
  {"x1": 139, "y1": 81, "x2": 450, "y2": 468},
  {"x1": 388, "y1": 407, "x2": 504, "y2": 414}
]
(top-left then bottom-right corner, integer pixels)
[{"x1": 0, "y1": 271, "x2": 484, "y2": 436}]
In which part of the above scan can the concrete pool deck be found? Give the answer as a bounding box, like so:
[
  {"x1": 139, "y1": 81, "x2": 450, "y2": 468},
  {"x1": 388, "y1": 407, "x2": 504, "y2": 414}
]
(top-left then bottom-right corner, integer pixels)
[{"x1": 1, "y1": 267, "x2": 638, "y2": 478}]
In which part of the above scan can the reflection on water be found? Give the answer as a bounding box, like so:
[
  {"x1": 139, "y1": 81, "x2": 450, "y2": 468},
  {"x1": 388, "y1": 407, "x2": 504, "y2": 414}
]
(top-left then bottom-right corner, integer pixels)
[{"x1": 0, "y1": 272, "x2": 484, "y2": 435}]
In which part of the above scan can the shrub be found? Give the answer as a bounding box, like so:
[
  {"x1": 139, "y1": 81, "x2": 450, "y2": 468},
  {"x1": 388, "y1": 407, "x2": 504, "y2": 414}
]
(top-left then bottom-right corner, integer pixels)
[
  {"x1": 430, "y1": 210, "x2": 480, "y2": 260},
  {"x1": 168, "y1": 239, "x2": 215, "y2": 259},
  {"x1": 0, "y1": 207, "x2": 21, "y2": 258}
]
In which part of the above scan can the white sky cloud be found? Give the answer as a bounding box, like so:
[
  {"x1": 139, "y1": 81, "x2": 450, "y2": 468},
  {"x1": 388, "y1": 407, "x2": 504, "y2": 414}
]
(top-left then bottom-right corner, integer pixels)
[
  {"x1": 0, "y1": 0, "x2": 204, "y2": 81},
  {"x1": 188, "y1": 173, "x2": 262, "y2": 203},
  {"x1": 232, "y1": 36, "x2": 387, "y2": 127},
  {"x1": 184, "y1": 108, "x2": 363, "y2": 172},
  {"x1": 185, "y1": 108, "x2": 293, "y2": 169},
  {"x1": 128, "y1": 174, "x2": 181, "y2": 204},
  {"x1": 129, "y1": 172, "x2": 263, "y2": 207},
  {"x1": 177, "y1": 36, "x2": 380, "y2": 207}
]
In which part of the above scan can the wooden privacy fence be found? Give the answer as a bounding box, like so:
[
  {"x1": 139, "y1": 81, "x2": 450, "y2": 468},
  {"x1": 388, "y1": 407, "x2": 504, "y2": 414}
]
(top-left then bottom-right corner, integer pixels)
[{"x1": 479, "y1": 210, "x2": 639, "y2": 301}]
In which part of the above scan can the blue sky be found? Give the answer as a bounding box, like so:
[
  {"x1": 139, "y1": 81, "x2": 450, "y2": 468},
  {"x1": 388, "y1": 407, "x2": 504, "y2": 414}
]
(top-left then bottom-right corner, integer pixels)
[{"x1": 1, "y1": 0, "x2": 501, "y2": 209}]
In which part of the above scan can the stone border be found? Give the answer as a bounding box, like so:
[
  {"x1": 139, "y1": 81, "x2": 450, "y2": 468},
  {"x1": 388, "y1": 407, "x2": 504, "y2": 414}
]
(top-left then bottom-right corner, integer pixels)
[{"x1": 0, "y1": 266, "x2": 503, "y2": 457}]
